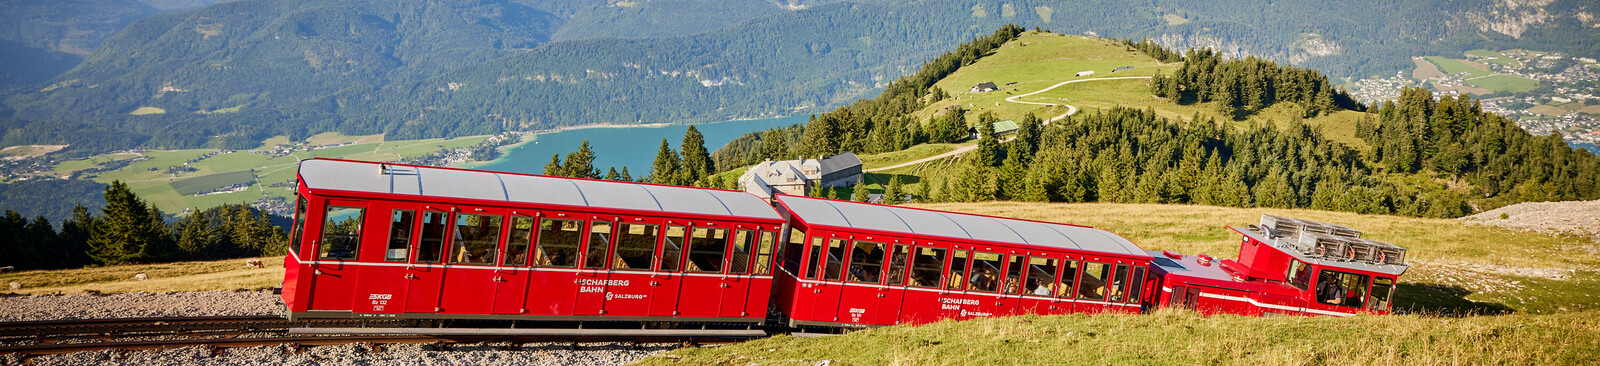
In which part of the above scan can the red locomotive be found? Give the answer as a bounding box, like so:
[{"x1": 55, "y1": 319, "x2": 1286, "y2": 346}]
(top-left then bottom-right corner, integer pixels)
[{"x1": 281, "y1": 159, "x2": 1408, "y2": 329}]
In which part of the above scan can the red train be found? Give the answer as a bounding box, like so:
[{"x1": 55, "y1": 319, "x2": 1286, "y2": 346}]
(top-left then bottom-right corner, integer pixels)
[{"x1": 282, "y1": 159, "x2": 1409, "y2": 329}]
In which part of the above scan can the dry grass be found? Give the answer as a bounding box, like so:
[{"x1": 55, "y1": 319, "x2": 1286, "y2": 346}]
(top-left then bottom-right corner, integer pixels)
[
  {"x1": 647, "y1": 309, "x2": 1600, "y2": 365},
  {"x1": 1410, "y1": 58, "x2": 1444, "y2": 80},
  {"x1": 0, "y1": 257, "x2": 283, "y2": 295}
]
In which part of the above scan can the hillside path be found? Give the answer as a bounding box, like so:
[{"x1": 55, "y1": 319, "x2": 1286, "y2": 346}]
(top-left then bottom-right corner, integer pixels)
[{"x1": 865, "y1": 76, "x2": 1152, "y2": 173}]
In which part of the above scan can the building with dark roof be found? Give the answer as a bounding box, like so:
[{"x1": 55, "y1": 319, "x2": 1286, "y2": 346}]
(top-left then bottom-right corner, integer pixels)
[
  {"x1": 737, "y1": 153, "x2": 864, "y2": 199},
  {"x1": 970, "y1": 82, "x2": 999, "y2": 93}
]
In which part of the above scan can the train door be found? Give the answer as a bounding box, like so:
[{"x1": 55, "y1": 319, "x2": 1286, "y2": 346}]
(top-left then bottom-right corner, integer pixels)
[
  {"x1": 678, "y1": 223, "x2": 733, "y2": 318},
  {"x1": 1170, "y1": 285, "x2": 1201, "y2": 311},
  {"x1": 492, "y1": 214, "x2": 537, "y2": 315},
  {"x1": 306, "y1": 199, "x2": 369, "y2": 311},
  {"x1": 352, "y1": 204, "x2": 418, "y2": 314},
  {"x1": 937, "y1": 248, "x2": 971, "y2": 320},
  {"x1": 1073, "y1": 260, "x2": 1112, "y2": 313},
  {"x1": 403, "y1": 208, "x2": 451, "y2": 314},
  {"x1": 1016, "y1": 255, "x2": 1061, "y2": 315},
  {"x1": 1051, "y1": 258, "x2": 1080, "y2": 315},
  {"x1": 647, "y1": 224, "x2": 687, "y2": 317},
  {"x1": 960, "y1": 250, "x2": 1006, "y2": 319},
  {"x1": 1104, "y1": 263, "x2": 1134, "y2": 314},
  {"x1": 438, "y1": 207, "x2": 507, "y2": 314},
  {"x1": 604, "y1": 216, "x2": 664, "y2": 317},
  {"x1": 524, "y1": 211, "x2": 584, "y2": 315},
  {"x1": 897, "y1": 244, "x2": 946, "y2": 324},
  {"x1": 718, "y1": 228, "x2": 758, "y2": 318},
  {"x1": 744, "y1": 227, "x2": 782, "y2": 319},
  {"x1": 836, "y1": 238, "x2": 886, "y2": 325},
  {"x1": 807, "y1": 236, "x2": 848, "y2": 323},
  {"x1": 792, "y1": 235, "x2": 824, "y2": 321},
  {"x1": 1127, "y1": 265, "x2": 1149, "y2": 313},
  {"x1": 574, "y1": 215, "x2": 617, "y2": 316},
  {"x1": 995, "y1": 253, "x2": 1028, "y2": 316},
  {"x1": 872, "y1": 242, "x2": 912, "y2": 325}
]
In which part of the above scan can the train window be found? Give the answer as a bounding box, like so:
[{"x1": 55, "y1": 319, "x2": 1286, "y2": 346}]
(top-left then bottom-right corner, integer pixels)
[
  {"x1": 885, "y1": 244, "x2": 911, "y2": 286},
  {"x1": 822, "y1": 239, "x2": 846, "y2": 281},
  {"x1": 686, "y1": 227, "x2": 728, "y2": 273},
  {"x1": 1368, "y1": 277, "x2": 1394, "y2": 311},
  {"x1": 1003, "y1": 255, "x2": 1025, "y2": 294},
  {"x1": 754, "y1": 231, "x2": 777, "y2": 275},
  {"x1": 782, "y1": 228, "x2": 805, "y2": 275},
  {"x1": 1078, "y1": 262, "x2": 1109, "y2": 301},
  {"x1": 804, "y1": 237, "x2": 824, "y2": 280},
  {"x1": 659, "y1": 225, "x2": 686, "y2": 271},
  {"x1": 612, "y1": 223, "x2": 659, "y2": 270},
  {"x1": 385, "y1": 210, "x2": 415, "y2": 262},
  {"x1": 968, "y1": 252, "x2": 1002, "y2": 293},
  {"x1": 584, "y1": 220, "x2": 614, "y2": 269},
  {"x1": 290, "y1": 198, "x2": 306, "y2": 255},
  {"x1": 1128, "y1": 266, "x2": 1146, "y2": 304},
  {"x1": 846, "y1": 241, "x2": 886, "y2": 284},
  {"x1": 1025, "y1": 257, "x2": 1058, "y2": 297},
  {"x1": 504, "y1": 217, "x2": 534, "y2": 266},
  {"x1": 1056, "y1": 260, "x2": 1079, "y2": 298},
  {"x1": 1286, "y1": 259, "x2": 1312, "y2": 289},
  {"x1": 533, "y1": 219, "x2": 581, "y2": 268},
  {"x1": 946, "y1": 250, "x2": 969, "y2": 291},
  {"x1": 318, "y1": 206, "x2": 364, "y2": 260},
  {"x1": 417, "y1": 212, "x2": 448, "y2": 263},
  {"x1": 909, "y1": 247, "x2": 946, "y2": 288},
  {"x1": 449, "y1": 213, "x2": 501, "y2": 265},
  {"x1": 729, "y1": 230, "x2": 753, "y2": 275},
  {"x1": 1109, "y1": 264, "x2": 1130, "y2": 302},
  {"x1": 1315, "y1": 270, "x2": 1370, "y2": 308}
]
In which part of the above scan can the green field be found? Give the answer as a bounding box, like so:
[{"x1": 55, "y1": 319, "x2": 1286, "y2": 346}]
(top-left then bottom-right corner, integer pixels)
[
  {"x1": 169, "y1": 170, "x2": 255, "y2": 195},
  {"x1": 1470, "y1": 74, "x2": 1541, "y2": 93},
  {"x1": 1424, "y1": 56, "x2": 1491, "y2": 79}
]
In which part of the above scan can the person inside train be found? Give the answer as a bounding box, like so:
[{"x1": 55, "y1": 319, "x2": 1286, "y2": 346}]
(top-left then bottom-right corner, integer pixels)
[
  {"x1": 971, "y1": 265, "x2": 999, "y2": 291},
  {"x1": 1029, "y1": 278, "x2": 1052, "y2": 296},
  {"x1": 1318, "y1": 272, "x2": 1347, "y2": 305}
]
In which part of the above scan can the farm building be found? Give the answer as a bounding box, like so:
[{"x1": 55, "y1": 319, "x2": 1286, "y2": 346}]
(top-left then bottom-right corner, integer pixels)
[
  {"x1": 1112, "y1": 66, "x2": 1134, "y2": 72},
  {"x1": 1075, "y1": 71, "x2": 1095, "y2": 77},
  {"x1": 970, "y1": 82, "x2": 999, "y2": 93},
  {"x1": 969, "y1": 120, "x2": 1021, "y2": 140},
  {"x1": 738, "y1": 153, "x2": 864, "y2": 199}
]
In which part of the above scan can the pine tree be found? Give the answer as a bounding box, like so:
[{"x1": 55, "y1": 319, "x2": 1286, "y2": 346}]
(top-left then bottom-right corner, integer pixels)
[
  {"x1": 88, "y1": 181, "x2": 168, "y2": 265},
  {"x1": 561, "y1": 140, "x2": 600, "y2": 179},
  {"x1": 850, "y1": 176, "x2": 870, "y2": 202},
  {"x1": 760, "y1": 128, "x2": 788, "y2": 160},
  {"x1": 680, "y1": 126, "x2": 713, "y2": 184},
  {"x1": 619, "y1": 167, "x2": 633, "y2": 182},
  {"x1": 883, "y1": 175, "x2": 904, "y2": 204},
  {"x1": 974, "y1": 117, "x2": 1001, "y2": 167},
  {"x1": 542, "y1": 154, "x2": 564, "y2": 177},
  {"x1": 604, "y1": 167, "x2": 621, "y2": 181},
  {"x1": 176, "y1": 215, "x2": 212, "y2": 260},
  {"x1": 649, "y1": 139, "x2": 682, "y2": 185}
]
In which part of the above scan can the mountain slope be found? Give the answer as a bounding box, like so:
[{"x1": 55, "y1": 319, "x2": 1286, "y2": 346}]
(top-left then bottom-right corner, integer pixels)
[{"x1": 0, "y1": 0, "x2": 159, "y2": 89}]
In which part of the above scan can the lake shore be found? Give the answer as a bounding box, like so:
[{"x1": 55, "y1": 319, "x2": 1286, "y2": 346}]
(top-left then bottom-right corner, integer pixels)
[{"x1": 456, "y1": 117, "x2": 796, "y2": 171}]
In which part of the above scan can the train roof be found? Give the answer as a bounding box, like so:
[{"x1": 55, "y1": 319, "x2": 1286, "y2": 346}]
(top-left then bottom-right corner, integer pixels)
[
  {"x1": 297, "y1": 159, "x2": 783, "y2": 222},
  {"x1": 1232, "y1": 225, "x2": 1408, "y2": 276},
  {"x1": 774, "y1": 195, "x2": 1150, "y2": 257}
]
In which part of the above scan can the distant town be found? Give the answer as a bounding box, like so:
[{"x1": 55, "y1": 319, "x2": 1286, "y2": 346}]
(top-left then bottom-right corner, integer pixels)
[{"x1": 1347, "y1": 50, "x2": 1600, "y2": 152}]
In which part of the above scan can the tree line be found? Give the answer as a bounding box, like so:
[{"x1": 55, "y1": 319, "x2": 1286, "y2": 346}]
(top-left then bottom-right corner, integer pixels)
[
  {"x1": 1146, "y1": 47, "x2": 1362, "y2": 119},
  {"x1": 0, "y1": 181, "x2": 287, "y2": 271}
]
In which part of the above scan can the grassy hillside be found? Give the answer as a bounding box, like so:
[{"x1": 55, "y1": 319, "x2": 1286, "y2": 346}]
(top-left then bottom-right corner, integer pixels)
[
  {"x1": 0, "y1": 256, "x2": 282, "y2": 295},
  {"x1": 648, "y1": 310, "x2": 1600, "y2": 365}
]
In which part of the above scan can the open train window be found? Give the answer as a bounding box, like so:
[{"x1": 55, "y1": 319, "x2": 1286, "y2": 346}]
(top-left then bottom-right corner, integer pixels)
[
  {"x1": 449, "y1": 213, "x2": 502, "y2": 265},
  {"x1": 385, "y1": 210, "x2": 415, "y2": 262},
  {"x1": 754, "y1": 231, "x2": 777, "y2": 275},
  {"x1": 612, "y1": 223, "x2": 659, "y2": 270},
  {"x1": 290, "y1": 198, "x2": 306, "y2": 256},
  {"x1": 1003, "y1": 255, "x2": 1025, "y2": 294},
  {"x1": 909, "y1": 246, "x2": 946, "y2": 288},
  {"x1": 885, "y1": 244, "x2": 911, "y2": 286},
  {"x1": 1369, "y1": 277, "x2": 1394, "y2": 311},
  {"x1": 1025, "y1": 257, "x2": 1058, "y2": 297},
  {"x1": 504, "y1": 217, "x2": 534, "y2": 266},
  {"x1": 686, "y1": 227, "x2": 728, "y2": 273},
  {"x1": 318, "y1": 206, "x2": 364, "y2": 260},
  {"x1": 659, "y1": 225, "x2": 686, "y2": 271},
  {"x1": 822, "y1": 239, "x2": 846, "y2": 281},
  {"x1": 1316, "y1": 270, "x2": 1370, "y2": 308},
  {"x1": 1286, "y1": 259, "x2": 1312, "y2": 289},
  {"x1": 1056, "y1": 260, "x2": 1079, "y2": 298},
  {"x1": 729, "y1": 230, "x2": 754, "y2": 275},
  {"x1": 968, "y1": 252, "x2": 1003, "y2": 293},
  {"x1": 804, "y1": 237, "x2": 824, "y2": 280},
  {"x1": 1109, "y1": 264, "x2": 1130, "y2": 302},
  {"x1": 584, "y1": 220, "x2": 614, "y2": 269},
  {"x1": 946, "y1": 250, "x2": 970, "y2": 291},
  {"x1": 1128, "y1": 266, "x2": 1147, "y2": 304},
  {"x1": 416, "y1": 212, "x2": 448, "y2": 263},
  {"x1": 846, "y1": 241, "x2": 886, "y2": 283},
  {"x1": 534, "y1": 218, "x2": 581, "y2": 268},
  {"x1": 781, "y1": 228, "x2": 806, "y2": 275},
  {"x1": 1078, "y1": 262, "x2": 1109, "y2": 301}
]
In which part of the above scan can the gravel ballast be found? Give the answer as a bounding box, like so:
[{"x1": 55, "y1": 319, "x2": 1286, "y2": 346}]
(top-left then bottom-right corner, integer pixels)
[
  {"x1": 0, "y1": 290, "x2": 283, "y2": 322},
  {"x1": 14, "y1": 342, "x2": 676, "y2": 366}
]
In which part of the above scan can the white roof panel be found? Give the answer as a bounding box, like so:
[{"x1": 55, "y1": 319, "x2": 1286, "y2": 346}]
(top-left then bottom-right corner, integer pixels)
[
  {"x1": 298, "y1": 159, "x2": 780, "y2": 221},
  {"x1": 776, "y1": 195, "x2": 1148, "y2": 257}
]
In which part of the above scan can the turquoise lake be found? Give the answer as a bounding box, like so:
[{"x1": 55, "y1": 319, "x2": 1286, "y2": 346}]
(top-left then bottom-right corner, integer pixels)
[{"x1": 473, "y1": 115, "x2": 807, "y2": 176}]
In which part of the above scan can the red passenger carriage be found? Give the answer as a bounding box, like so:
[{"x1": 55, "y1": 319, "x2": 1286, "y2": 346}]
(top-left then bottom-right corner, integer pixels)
[
  {"x1": 282, "y1": 159, "x2": 785, "y2": 323},
  {"x1": 769, "y1": 195, "x2": 1155, "y2": 328}
]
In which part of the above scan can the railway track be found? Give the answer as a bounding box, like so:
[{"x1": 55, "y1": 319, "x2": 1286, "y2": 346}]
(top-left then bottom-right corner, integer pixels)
[{"x1": 0, "y1": 316, "x2": 758, "y2": 358}]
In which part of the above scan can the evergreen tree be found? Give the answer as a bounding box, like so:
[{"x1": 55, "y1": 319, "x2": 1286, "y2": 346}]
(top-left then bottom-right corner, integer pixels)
[
  {"x1": 619, "y1": 167, "x2": 633, "y2": 182},
  {"x1": 680, "y1": 126, "x2": 713, "y2": 184},
  {"x1": 88, "y1": 181, "x2": 168, "y2": 265},
  {"x1": 760, "y1": 128, "x2": 789, "y2": 160},
  {"x1": 604, "y1": 167, "x2": 621, "y2": 181},
  {"x1": 974, "y1": 116, "x2": 1001, "y2": 167},
  {"x1": 542, "y1": 154, "x2": 564, "y2": 177},
  {"x1": 649, "y1": 139, "x2": 682, "y2": 185},
  {"x1": 883, "y1": 175, "x2": 904, "y2": 204},
  {"x1": 561, "y1": 140, "x2": 601, "y2": 179},
  {"x1": 176, "y1": 214, "x2": 212, "y2": 260},
  {"x1": 850, "y1": 177, "x2": 870, "y2": 202}
]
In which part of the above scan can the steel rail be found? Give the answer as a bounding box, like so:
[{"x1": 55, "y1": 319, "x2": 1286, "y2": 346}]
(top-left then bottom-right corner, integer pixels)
[{"x1": 0, "y1": 316, "x2": 405, "y2": 338}]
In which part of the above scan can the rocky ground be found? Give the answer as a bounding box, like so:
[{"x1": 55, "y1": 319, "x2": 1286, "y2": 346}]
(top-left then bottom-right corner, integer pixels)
[
  {"x1": 0, "y1": 291, "x2": 677, "y2": 365},
  {"x1": 1463, "y1": 199, "x2": 1600, "y2": 243}
]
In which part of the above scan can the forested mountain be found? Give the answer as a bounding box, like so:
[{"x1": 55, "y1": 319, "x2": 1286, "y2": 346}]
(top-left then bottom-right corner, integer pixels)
[
  {"x1": 4, "y1": 0, "x2": 1598, "y2": 154},
  {"x1": 0, "y1": 0, "x2": 158, "y2": 89}
]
